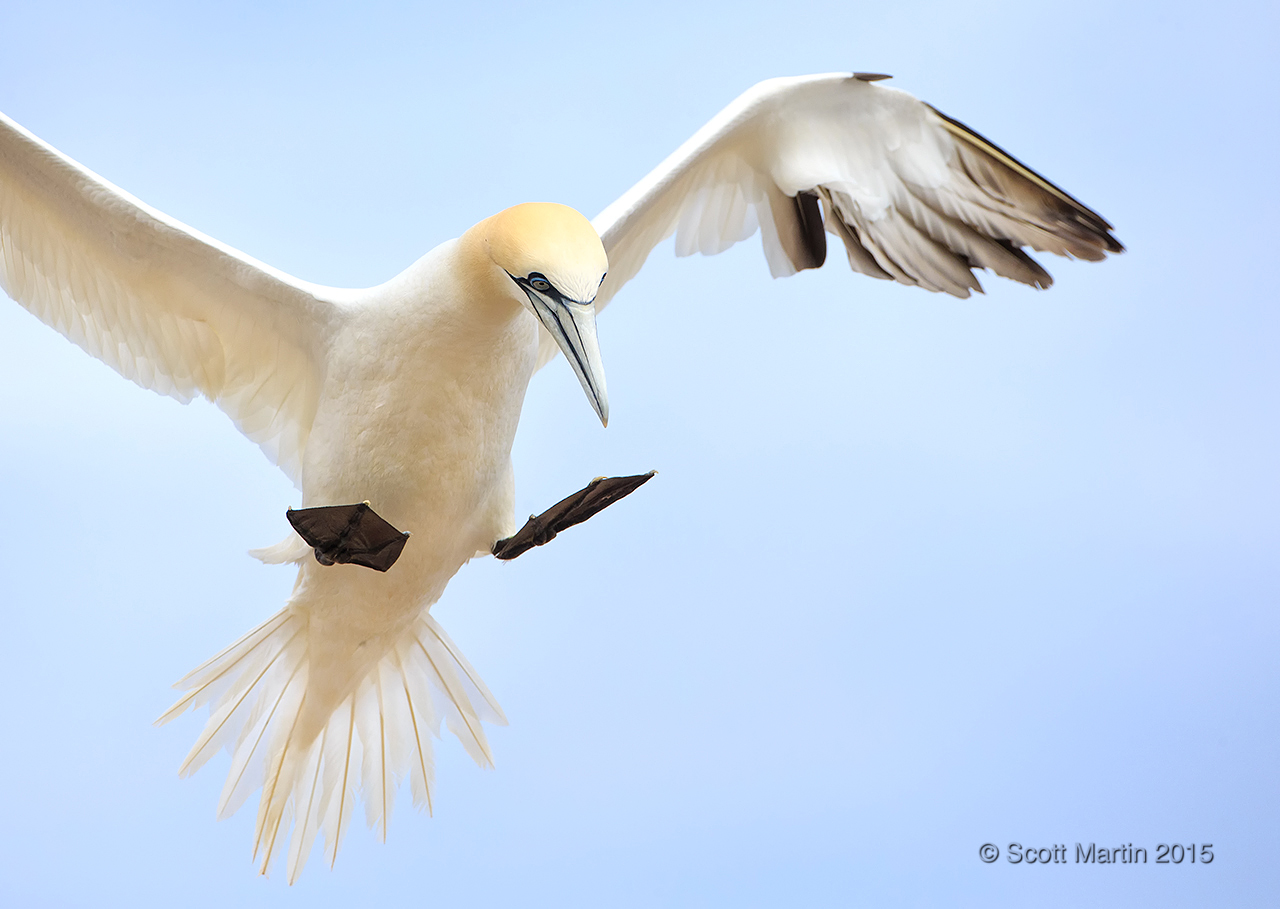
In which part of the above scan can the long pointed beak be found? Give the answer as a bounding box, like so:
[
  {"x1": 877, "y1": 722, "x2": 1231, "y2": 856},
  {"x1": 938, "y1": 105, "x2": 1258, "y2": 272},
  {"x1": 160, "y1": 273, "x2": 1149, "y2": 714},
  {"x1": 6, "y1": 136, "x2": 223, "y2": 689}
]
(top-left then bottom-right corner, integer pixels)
[{"x1": 529, "y1": 295, "x2": 609, "y2": 426}]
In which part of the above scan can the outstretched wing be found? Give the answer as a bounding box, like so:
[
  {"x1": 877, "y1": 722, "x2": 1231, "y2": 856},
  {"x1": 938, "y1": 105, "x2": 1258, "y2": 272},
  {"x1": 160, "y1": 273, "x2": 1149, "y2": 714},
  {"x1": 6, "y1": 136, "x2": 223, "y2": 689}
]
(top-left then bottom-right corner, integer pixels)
[
  {"x1": 538, "y1": 73, "x2": 1122, "y2": 369},
  {"x1": 0, "y1": 111, "x2": 350, "y2": 484}
]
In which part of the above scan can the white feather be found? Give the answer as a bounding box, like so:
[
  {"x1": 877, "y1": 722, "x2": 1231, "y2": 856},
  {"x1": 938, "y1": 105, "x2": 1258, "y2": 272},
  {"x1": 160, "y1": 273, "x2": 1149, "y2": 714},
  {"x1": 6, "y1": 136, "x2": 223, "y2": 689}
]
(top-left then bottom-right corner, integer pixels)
[
  {"x1": 0, "y1": 110, "x2": 353, "y2": 485},
  {"x1": 535, "y1": 73, "x2": 1120, "y2": 370}
]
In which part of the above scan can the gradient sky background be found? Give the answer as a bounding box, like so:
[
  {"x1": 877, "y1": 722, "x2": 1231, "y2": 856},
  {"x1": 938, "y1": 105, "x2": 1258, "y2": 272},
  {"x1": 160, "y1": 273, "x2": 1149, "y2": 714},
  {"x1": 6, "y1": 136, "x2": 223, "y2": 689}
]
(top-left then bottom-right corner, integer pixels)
[{"x1": 1, "y1": 1, "x2": 1277, "y2": 906}]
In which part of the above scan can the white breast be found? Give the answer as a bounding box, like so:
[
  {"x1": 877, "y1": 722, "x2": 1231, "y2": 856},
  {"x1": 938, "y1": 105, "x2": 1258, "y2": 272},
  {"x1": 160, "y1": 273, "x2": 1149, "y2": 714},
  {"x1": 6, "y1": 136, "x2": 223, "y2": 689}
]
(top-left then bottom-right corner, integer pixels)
[{"x1": 296, "y1": 237, "x2": 539, "y2": 649}]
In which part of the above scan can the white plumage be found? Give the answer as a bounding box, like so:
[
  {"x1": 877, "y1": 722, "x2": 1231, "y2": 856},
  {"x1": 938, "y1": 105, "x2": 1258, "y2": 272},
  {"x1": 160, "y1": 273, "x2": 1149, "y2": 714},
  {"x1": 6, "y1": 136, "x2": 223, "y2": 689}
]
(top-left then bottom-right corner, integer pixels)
[{"x1": 0, "y1": 73, "x2": 1120, "y2": 881}]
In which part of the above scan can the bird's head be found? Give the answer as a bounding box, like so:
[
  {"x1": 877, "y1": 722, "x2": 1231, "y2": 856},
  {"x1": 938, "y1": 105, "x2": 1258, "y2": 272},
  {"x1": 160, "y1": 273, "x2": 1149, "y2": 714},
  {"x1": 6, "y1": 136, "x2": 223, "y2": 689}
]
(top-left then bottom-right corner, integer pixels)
[{"x1": 482, "y1": 203, "x2": 610, "y2": 426}]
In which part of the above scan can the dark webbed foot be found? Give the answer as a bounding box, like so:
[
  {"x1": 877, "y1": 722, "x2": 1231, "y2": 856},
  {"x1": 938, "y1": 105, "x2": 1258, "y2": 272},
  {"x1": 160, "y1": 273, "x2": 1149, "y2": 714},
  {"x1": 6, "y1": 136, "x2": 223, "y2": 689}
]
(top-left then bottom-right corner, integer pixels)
[
  {"x1": 492, "y1": 471, "x2": 656, "y2": 561},
  {"x1": 287, "y1": 502, "x2": 411, "y2": 572}
]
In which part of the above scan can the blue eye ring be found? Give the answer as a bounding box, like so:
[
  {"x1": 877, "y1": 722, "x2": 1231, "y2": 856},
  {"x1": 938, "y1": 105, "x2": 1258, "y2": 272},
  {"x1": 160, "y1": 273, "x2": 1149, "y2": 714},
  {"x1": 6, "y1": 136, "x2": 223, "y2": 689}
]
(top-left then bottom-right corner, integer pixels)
[{"x1": 528, "y1": 273, "x2": 552, "y2": 293}]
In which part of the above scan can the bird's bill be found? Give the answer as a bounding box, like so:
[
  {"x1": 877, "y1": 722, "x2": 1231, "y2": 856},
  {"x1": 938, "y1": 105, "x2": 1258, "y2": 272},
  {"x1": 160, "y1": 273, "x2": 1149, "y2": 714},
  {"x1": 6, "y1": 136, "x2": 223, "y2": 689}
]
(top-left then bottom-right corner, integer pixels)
[{"x1": 532, "y1": 297, "x2": 609, "y2": 426}]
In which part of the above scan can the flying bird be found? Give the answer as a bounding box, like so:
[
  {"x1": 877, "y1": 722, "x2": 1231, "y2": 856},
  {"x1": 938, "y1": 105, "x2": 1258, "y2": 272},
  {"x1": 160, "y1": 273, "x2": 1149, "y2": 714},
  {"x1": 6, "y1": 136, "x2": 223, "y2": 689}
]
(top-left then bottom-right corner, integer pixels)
[{"x1": 0, "y1": 73, "x2": 1121, "y2": 881}]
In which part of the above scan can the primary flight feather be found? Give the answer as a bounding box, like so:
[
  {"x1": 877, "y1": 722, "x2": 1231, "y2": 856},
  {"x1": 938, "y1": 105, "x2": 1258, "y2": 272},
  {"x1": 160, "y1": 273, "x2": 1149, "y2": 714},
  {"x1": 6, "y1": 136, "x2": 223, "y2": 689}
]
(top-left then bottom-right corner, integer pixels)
[{"x1": 0, "y1": 72, "x2": 1120, "y2": 881}]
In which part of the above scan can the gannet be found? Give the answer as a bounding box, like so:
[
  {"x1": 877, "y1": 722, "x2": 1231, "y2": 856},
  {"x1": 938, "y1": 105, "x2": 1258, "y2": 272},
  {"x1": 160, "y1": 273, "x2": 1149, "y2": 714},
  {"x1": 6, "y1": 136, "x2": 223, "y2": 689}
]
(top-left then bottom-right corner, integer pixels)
[{"x1": 0, "y1": 73, "x2": 1122, "y2": 881}]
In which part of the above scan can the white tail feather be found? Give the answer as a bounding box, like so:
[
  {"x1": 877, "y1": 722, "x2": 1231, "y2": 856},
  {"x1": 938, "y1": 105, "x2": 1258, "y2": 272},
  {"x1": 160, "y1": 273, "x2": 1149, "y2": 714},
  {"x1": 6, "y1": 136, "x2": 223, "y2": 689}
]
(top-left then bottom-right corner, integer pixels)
[
  {"x1": 285, "y1": 732, "x2": 327, "y2": 881},
  {"x1": 248, "y1": 532, "x2": 312, "y2": 565},
  {"x1": 156, "y1": 609, "x2": 504, "y2": 882},
  {"x1": 405, "y1": 615, "x2": 506, "y2": 767},
  {"x1": 155, "y1": 611, "x2": 292, "y2": 725},
  {"x1": 319, "y1": 696, "x2": 359, "y2": 871},
  {"x1": 395, "y1": 652, "x2": 438, "y2": 814}
]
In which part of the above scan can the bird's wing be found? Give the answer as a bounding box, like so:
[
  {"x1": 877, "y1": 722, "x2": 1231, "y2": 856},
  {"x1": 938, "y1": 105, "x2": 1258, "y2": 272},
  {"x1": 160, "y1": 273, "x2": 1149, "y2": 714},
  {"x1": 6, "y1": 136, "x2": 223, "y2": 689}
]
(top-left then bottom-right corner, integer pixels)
[
  {"x1": 538, "y1": 73, "x2": 1121, "y2": 369},
  {"x1": 0, "y1": 111, "x2": 348, "y2": 485}
]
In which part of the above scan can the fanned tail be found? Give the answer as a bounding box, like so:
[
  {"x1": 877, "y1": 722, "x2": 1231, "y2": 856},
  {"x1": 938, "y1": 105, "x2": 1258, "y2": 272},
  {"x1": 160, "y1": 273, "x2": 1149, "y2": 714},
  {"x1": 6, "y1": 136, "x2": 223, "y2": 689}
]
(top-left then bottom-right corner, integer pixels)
[{"x1": 157, "y1": 610, "x2": 506, "y2": 883}]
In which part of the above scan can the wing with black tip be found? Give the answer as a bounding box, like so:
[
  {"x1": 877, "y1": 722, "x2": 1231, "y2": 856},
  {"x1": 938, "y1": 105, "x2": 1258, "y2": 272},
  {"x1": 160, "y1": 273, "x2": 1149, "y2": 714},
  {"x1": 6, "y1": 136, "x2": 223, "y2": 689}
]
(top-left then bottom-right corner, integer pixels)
[{"x1": 537, "y1": 73, "x2": 1121, "y2": 369}]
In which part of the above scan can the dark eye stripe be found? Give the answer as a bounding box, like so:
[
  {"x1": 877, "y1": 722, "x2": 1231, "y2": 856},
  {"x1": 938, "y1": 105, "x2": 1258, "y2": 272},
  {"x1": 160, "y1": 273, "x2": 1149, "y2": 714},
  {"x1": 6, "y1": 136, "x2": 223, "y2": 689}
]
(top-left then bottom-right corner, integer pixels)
[{"x1": 506, "y1": 269, "x2": 597, "y2": 305}]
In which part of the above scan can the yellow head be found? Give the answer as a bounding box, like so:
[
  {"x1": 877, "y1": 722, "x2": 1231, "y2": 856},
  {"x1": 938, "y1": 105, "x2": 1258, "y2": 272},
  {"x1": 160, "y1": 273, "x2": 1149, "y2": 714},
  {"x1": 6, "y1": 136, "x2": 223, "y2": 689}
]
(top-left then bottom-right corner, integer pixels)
[
  {"x1": 480, "y1": 203, "x2": 610, "y2": 425},
  {"x1": 483, "y1": 203, "x2": 608, "y2": 305}
]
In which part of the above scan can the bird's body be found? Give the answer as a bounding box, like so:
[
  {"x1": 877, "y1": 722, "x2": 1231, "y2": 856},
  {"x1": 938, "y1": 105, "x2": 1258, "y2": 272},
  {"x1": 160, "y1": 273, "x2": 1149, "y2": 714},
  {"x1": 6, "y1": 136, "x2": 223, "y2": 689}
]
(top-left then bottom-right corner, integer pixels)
[
  {"x1": 0, "y1": 73, "x2": 1121, "y2": 880},
  {"x1": 147, "y1": 210, "x2": 605, "y2": 874},
  {"x1": 273, "y1": 234, "x2": 537, "y2": 746},
  {"x1": 300, "y1": 235, "x2": 536, "y2": 599}
]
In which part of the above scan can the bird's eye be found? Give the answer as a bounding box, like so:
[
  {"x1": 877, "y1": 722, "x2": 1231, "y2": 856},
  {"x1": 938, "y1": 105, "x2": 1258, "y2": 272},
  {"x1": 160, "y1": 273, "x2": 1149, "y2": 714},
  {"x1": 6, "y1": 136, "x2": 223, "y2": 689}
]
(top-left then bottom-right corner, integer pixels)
[{"x1": 528, "y1": 274, "x2": 552, "y2": 293}]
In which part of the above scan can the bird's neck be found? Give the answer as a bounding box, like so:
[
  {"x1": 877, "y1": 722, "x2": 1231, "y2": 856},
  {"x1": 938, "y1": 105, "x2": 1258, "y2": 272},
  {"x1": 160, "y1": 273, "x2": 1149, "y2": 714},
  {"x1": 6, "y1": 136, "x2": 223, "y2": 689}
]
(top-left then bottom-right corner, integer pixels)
[
  {"x1": 450, "y1": 220, "x2": 527, "y2": 334},
  {"x1": 372, "y1": 227, "x2": 534, "y2": 361}
]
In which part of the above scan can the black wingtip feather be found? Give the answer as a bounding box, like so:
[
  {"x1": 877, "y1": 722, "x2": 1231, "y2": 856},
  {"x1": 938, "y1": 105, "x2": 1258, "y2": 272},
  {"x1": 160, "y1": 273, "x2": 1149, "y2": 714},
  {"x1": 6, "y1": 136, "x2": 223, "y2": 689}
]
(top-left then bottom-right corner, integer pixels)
[{"x1": 924, "y1": 103, "x2": 1124, "y2": 255}]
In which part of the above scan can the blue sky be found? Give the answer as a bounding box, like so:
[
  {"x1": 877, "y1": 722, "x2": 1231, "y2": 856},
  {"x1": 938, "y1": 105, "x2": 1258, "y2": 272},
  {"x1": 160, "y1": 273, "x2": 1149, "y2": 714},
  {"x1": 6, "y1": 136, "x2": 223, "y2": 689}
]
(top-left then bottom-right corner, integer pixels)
[{"x1": 1, "y1": 1, "x2": 1277, "y2": 906}]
